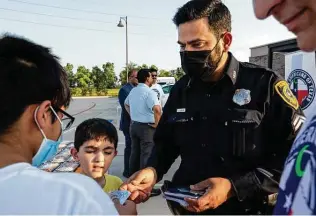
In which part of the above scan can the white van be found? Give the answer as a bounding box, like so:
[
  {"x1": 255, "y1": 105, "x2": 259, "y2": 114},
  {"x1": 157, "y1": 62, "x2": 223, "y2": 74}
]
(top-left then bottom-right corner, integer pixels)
[{"x1": 157, "y1": 77, "x2": 175, "y2": 85}]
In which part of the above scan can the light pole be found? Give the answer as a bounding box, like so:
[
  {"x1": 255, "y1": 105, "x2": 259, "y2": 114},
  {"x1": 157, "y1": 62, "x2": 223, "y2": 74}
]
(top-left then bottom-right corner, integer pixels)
[{"x1": 117, "y1": 16, "x2": 128, "y2": 83}]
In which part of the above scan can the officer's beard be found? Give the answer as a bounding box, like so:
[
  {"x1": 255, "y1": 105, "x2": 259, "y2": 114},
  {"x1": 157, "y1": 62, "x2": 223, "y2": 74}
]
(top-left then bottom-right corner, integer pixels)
[{"x1": 202, "y1": 43, "x2": 225, "y2": 82}]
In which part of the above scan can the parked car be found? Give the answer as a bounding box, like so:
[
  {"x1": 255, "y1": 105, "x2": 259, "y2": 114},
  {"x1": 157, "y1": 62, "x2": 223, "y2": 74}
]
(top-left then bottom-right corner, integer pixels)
[
  {"x1": 157, "y1": 77, "x2": 176, "y2": 86},
  {"x1": 161, "y1": 84, "x2": 174, "y2": 107}
]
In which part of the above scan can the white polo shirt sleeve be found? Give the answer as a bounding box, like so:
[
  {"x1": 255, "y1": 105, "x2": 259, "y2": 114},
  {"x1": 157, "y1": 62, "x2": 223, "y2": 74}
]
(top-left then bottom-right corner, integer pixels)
[{"x1": 146, "y1": 90, "x2": 160, "y2": 110}]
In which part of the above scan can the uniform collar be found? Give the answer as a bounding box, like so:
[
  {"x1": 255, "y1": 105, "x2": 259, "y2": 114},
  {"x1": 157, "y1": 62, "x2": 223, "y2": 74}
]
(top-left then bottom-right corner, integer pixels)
[{"x1": 224, "y1": 52, "x2": 240, "y2": 85}]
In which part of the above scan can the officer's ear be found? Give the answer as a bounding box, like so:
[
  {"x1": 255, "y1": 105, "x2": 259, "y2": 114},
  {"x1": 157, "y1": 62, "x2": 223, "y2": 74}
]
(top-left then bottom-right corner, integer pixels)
[{"x1": 222, "y1": 32, "x2": 232, "y2": 52}]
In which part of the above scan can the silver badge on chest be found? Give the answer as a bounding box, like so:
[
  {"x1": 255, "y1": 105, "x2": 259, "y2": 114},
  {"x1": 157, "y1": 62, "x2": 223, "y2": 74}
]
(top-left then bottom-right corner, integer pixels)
[{"x1": 233, "y1": 89, "x2": 251, "y2": 106}]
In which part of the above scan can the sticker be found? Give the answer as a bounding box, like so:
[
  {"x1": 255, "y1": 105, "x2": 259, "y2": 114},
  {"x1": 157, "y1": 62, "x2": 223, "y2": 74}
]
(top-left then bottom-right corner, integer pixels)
[
  {"x1": 38, "y1": 162, "x2": 60, "y2": 172},
  {"x1": 50, "y1": 155, "x2": 70, "y2": 163},
  {"x1": 110, "y1": 190, "x2": 131, "y2": 205},
  {"x1": 275, "y1": 81, "x2": 299, "y2": 110},
  {"x1": 177, "y1": 108, "x2": 186, "y2": 113},
  {"x1": 53, "y1": 161, "x2": 80, "y2": 172},
  {"x1": 233, "y1": 89, "x2": 251, "y2": 106}
]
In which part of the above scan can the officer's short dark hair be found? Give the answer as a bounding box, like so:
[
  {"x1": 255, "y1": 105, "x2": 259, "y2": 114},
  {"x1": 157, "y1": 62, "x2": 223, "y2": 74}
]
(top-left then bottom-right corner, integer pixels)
[
  {"x1": 74, "y1": 118, "x2": 118, "y2": 151},
  {"x1": 0, "y1": 34, "x2": 71, "y2": 136},
  {"x1": 173, "y1": 0, "x2": 232, "y2": 39},
  {"x1": 137, "y1": 69, "x2": 151, "y2": 83}
]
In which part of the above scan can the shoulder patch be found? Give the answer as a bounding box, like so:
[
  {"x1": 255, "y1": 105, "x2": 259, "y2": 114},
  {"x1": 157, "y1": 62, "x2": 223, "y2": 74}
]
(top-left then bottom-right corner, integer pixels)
[{"x1": 275, "y1": 80, "x2": 299, "y2": 110}]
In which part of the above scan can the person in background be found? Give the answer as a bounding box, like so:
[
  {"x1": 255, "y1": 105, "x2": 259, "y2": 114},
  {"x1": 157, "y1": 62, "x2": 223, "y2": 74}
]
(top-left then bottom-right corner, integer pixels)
[
  {"x1": 0, "y1": 35, "x2": 123, "y2": 215},
  {"x1": 150, "y1": 68, "x2": 164, "y2": 107},
  {"x1": 118, "y1": 69, "x2": 138, "y2": 178},
  {"x1": 124, "y1": 68, "x2": 162, "y2": 197},
  {"x1": 253, "y1": 0, "x2": 316, "y2": 215},
  {"x1": 121, "y1": 0, "x2": 305, "y2": 214},
  {"x1": 71, "y1": 118, "x2": 123, "y2": 193}
]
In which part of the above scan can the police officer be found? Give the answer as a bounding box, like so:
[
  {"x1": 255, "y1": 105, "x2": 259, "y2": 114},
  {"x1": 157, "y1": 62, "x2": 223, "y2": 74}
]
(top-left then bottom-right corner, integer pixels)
[{"x1": 121, "y1": 0, "x2": 305, "y2": 214}]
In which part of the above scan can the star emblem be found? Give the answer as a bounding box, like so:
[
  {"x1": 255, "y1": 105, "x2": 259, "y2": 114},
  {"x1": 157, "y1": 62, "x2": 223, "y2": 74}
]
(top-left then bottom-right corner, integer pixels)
[{"x1": 284, "y1": 193, "x2": 293, "y2": 212}]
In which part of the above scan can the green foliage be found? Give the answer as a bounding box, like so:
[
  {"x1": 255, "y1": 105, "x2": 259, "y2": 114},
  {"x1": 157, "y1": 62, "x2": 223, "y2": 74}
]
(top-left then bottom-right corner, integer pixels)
[
  {"x1": 103, "y1": 62, "x2": 116, "y2": 89},
  {"x1": 64, "y1": 63, "x2": 76, "y2": 87},
  {"x1": 170, "y1": 67, "x2": 185, "y2": 81},
  {"x1": 159, "y1": 69, "x2": 172, "y2": 77},
  {"x1": 71, "y1": 88, "x2": 82, "y2": 97},
  {"x1": 149, "y1": 65, "x2": 159, "y2": 71},
  {"x1": 65, "y1": 61, "x2": 183, "y2": 97},
  {"x1": 119, "y1": 62, "x2": 138, "y2": 86}
]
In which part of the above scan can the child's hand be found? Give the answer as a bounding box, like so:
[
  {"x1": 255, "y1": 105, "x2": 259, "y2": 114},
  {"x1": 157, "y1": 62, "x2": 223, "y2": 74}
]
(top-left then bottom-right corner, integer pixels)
[{"x1": 114, "y1": 200, "x2": 137, "y2": 215}]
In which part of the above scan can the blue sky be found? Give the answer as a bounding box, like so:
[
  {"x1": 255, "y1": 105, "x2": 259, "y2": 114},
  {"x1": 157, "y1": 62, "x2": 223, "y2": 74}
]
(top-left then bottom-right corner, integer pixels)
[{"x1": 0, "y1": 0, "x2": 295, "y2": 75}]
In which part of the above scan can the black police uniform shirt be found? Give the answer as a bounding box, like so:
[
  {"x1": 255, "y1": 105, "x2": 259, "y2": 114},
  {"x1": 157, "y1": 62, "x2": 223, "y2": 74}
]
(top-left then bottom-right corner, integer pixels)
[{"x1": 152, "y1": 52, "x2": 305, "y2": 207}]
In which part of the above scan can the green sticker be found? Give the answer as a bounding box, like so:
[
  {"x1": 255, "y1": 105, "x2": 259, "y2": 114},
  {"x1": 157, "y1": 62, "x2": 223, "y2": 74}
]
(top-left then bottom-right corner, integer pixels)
[{"x1": 295, "y1": 145, "x2": 309, "y2": 177}]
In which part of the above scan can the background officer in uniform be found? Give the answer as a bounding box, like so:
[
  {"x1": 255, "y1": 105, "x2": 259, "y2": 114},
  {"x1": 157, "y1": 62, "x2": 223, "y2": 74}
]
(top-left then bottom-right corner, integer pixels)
[{"x1": 121, "y1": 0, "x2": 305, "y2": 214}]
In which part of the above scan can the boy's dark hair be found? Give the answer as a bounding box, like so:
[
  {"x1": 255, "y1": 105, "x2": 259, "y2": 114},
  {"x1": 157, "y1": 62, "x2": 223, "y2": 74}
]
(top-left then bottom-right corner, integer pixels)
[
  {"x1": 74, "y1": 118, "x2": 118, "y2": 151},
  {"x1": 137, "y1": 68, "x2": 151, "y2": 83},
  {"x1": 0, "y1": 35, "x2": 71, "y2": 136},
  {"x1": 173, "y1": 0, "x2": 232, "y2": 39}
]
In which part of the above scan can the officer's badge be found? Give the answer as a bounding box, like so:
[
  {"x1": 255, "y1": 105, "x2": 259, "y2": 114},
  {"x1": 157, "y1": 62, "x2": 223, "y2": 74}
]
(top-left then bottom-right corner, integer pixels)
[
  {"x1": 275, "y1": 80, "x2": 299, "y2": 110},
  {"x1": 233, "y1": 89, "x2": 251, "y2": 106}
]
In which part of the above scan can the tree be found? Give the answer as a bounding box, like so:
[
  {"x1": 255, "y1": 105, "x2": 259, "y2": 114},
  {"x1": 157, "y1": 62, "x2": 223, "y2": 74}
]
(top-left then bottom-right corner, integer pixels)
[
  {"x1": 159, "y1": 69, "x2": 172, "y2": 77},
  {"x1": 139, "y1": 64, "x2": 149, "y2": 69},
  {"x1": 91, "y1": 66, "x2": 105, "y2": 92},
  {"x1": 102, "y1": 62, "x2": 116, "y2": 89},
  {"x1": 64, "y1": 63, "x2": 76, "y2": 87},
  {"x1": 149, "y1": 65, "x2": 158, "y2": 71},
  {"x1": 119, "y1": 62, "x2": 138, "y2": 86},
  {"x1": 171, "y1": 67, "x2": 185, "y2": 81},
  {"x1": 75, "y1": 66, "x2": 91, "y2": 95}
]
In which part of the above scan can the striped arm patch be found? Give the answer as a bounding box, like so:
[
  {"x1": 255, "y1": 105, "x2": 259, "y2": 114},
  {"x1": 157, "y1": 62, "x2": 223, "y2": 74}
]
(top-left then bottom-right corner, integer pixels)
[{"x1": 292, "y1": 114, "x2": 306, "y2": 132}]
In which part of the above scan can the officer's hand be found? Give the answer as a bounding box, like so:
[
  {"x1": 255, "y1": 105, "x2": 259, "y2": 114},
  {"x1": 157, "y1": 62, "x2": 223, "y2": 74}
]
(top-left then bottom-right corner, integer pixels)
[
  {"x1": 184, "y1": 177, "x2": 234, "y2": 213},
  {"x1": 120, "y1": 167, "x2": 157, "y2": 204},
  {"x1": 113, "y1": 199, "x2": 137, "y2": 215}
]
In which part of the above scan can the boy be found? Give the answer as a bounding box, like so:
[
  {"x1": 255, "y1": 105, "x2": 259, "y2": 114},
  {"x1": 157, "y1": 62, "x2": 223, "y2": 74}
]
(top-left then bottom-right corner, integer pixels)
[{"x1": 71, "y1": 118, "x2": 123, "y2": 193}]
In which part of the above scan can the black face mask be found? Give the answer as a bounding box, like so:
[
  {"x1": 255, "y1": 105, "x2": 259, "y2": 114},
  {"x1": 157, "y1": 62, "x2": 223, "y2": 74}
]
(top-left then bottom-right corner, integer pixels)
[{"x1": 180, "y1": 39, "x2": 223, "y2": 82}]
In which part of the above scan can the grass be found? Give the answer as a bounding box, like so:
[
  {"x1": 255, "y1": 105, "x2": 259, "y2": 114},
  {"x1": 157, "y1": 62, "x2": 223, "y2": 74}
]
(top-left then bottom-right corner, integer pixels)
[{"x1": 107, "y1": 89, "x2": 119, "y2": 97}]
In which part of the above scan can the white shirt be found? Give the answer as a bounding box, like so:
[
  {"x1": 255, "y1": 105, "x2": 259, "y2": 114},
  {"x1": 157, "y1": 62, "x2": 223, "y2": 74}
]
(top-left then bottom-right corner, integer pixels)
[
  {"x1": 0, "y1": 163, "x2": 118, "y2": 215},
  {"x1": 151, "y1": 83, "x2": 164, "y2": 106}
]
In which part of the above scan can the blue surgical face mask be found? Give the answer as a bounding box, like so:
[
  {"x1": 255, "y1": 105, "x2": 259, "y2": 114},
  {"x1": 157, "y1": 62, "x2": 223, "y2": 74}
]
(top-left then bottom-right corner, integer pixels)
[{"x1": 32, "y1": 106, "x2": 63, "y2": 167}]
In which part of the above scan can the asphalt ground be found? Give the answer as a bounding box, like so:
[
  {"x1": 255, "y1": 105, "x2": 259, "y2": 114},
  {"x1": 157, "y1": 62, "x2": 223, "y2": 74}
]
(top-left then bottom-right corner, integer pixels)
[{"x1": 65, "y1": 97, "x2": 181, "y2": 215}]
